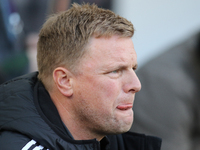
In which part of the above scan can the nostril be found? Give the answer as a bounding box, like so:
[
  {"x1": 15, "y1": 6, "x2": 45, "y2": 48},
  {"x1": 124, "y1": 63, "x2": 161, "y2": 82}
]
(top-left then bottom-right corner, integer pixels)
[
  {"x1": 129, "y1": 85, "x2": 141, "y2": 93},
  {"x1": 129, "y1": 77, "x2": 141, "y2": 93},
  {"x1": 129, "y1": 89, "x2": 136, "y2": 93}
]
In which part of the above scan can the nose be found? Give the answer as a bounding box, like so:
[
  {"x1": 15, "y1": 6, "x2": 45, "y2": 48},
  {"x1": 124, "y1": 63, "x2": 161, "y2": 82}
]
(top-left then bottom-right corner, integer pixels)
[{"x1": 123, "y1": 70, "x2": 141, "y2": 93}]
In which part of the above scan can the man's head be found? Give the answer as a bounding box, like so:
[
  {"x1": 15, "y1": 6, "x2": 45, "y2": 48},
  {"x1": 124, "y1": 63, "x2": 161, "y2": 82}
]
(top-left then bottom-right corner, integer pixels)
[
  {"x1": 37, "y1": 3, "x2": 134, "y2": 88},
  {"x1": 37, "y1": 3, "x2": 141, "y2": 141}
]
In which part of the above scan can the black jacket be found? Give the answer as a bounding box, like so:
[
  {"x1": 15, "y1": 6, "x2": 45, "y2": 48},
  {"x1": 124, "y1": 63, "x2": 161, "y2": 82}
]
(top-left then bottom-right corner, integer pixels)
[{"x1": 0, "y1": 72, "x2": 162, "y2": 150}]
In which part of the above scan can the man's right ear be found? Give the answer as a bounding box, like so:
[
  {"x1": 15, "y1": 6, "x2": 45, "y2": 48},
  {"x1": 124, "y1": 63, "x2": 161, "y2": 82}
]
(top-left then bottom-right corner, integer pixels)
[{"x1": 53, "y1": 67, "x2": 73, "y2": 97}]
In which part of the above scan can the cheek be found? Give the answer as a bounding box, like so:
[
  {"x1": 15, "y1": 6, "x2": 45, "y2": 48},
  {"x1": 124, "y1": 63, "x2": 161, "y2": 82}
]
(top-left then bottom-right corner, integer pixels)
[
  {"x1": 96, "y1": 80, "x2": 121, "y2": 108},
  {"x1": 76, "y1": 76, "x2": 121, "y2": 108},
  {"x1": 104, "y1": 82, "x2": 119, "y2": 98}
]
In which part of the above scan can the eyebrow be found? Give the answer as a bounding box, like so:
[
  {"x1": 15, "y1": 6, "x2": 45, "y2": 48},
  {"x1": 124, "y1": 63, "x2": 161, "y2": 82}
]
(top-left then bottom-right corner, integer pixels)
[{"x1": 114, "y1": 63, "x2": 138, "y2": 71}]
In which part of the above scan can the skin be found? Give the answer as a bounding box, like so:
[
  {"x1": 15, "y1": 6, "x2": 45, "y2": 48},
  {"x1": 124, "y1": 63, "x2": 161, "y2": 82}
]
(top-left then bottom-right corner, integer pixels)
[{"x1": 50, "y1": 35, "x2": 141, "y2": 141}]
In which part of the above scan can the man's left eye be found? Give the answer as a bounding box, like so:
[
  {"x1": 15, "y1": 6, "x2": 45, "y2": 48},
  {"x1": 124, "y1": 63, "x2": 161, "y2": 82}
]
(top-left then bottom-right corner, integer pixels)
[
  {"x1": 111, "y1": 70, "x2": 119, "y2": 73},
  {"x1": 105, "y1": 67, "x2": 125, "y2": 78},
  {"x1": 106, "y1": 69, "x2": 122, "y2": 78}
]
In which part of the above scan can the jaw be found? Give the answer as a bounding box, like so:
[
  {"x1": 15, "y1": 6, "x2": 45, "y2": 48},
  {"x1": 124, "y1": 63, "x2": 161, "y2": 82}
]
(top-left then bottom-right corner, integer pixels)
[{"x1": 108, "y1": 108, "x2": 134, "y2": 133}]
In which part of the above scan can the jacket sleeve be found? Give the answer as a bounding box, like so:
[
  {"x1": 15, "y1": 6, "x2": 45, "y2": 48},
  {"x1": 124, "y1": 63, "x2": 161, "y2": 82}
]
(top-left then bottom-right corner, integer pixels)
[{"x1": 0, "y1": 130, "x2": 48, "y2": 150}]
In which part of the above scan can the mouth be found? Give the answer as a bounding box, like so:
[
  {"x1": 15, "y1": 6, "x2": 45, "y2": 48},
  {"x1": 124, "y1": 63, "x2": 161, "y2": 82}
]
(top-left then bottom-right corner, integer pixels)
[{"x1": 116, "y1": 104, "x2": 133, "y2": 110}]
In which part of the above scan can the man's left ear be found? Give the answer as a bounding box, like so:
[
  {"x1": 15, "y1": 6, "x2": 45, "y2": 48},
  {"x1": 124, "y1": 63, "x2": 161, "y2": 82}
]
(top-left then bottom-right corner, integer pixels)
[{"x1": 53, "y1": 67, "x2": 73, "y2": 97}]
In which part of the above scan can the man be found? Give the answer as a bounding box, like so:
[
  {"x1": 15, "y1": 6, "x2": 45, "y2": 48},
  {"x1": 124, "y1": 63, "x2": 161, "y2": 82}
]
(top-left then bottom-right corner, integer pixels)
[
  {"x1": 0, "y1": 3, "x2": 162, "y2": 150},
  {"x1": 130, "y1": 32, "x2": 200, "y2": 150}
]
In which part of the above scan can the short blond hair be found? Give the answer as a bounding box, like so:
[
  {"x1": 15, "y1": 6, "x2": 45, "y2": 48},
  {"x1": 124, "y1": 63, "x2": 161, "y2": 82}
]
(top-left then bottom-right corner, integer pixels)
[{"x1": 37, "y1": 3, "x2": 134, "y2": 85}]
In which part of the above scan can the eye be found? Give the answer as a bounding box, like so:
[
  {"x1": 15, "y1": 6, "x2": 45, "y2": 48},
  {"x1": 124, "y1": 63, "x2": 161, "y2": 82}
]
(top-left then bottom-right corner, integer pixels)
[
  {"x1": 111, "y1": 70, "x2": 119, "y2": 74},
  {"x1": 107, "y1": 69, "x2": 122, "y2": 78},
  {"x1": 132, "y1": 67, "x2": 136, "y2": 71},
  {"x1": 132, "y1": 64, "x2": 138, "y2": 71}
]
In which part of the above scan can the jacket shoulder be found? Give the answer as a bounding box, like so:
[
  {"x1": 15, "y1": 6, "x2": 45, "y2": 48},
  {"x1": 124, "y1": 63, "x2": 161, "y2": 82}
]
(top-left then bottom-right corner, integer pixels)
[
  {"x1": 0, "y1": 130, "x2": 48, "y2": 150},
  {"x1": 0, "y1": 72, "x2": 38, "y2": 102},
  {"x1": 0, "y1": 130, "x2": 31, "y2": 150}
]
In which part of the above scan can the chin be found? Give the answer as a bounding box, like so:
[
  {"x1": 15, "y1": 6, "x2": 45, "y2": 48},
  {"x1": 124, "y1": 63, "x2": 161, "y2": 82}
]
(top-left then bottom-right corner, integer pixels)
[
  {"x1": 118, "y1": 120, "x2": 133, "y2": 133},
  {"x1": 111, "y1": 123, "x2": 132, "y2": 134},
  {"x1": 121, "y1": 125, "x2": 132, "y2": 133}
]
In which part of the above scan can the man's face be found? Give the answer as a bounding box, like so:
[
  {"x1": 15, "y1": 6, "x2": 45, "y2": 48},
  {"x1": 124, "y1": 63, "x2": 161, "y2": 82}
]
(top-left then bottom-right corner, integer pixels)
[{"x1": 72, "y1": 35, "x2": 141, "y2": 137}]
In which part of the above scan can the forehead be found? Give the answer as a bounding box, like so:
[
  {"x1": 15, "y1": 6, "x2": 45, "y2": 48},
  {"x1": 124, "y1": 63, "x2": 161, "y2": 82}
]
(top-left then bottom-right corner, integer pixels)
[
  {"x1": 77, "y1": 36, "x2": 137, "y2": 73},
  {"x1": 88, "y1": 36, "x2": 136, "y2": 61}
]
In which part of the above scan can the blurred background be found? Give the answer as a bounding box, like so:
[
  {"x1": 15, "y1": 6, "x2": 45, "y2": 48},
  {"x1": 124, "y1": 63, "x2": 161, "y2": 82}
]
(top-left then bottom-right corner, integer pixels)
[
  {"x1": 113, "y1": 0, "x2": 200, "y2": 68},
  {"x1": 1, "y1": 0, "x2": 200, "y2": 149}
]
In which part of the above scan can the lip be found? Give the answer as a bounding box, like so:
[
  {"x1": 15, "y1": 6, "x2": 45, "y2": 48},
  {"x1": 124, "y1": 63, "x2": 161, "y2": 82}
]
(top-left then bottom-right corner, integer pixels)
[{"x1": 117, "y1": 104, "x2": 133, "y2": 110}]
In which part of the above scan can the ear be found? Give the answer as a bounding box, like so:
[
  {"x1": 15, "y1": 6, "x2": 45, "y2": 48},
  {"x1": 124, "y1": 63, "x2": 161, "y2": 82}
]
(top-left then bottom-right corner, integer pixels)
[{"x1": 53, "y1": 67, "x2": 73, "y2": 97}]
